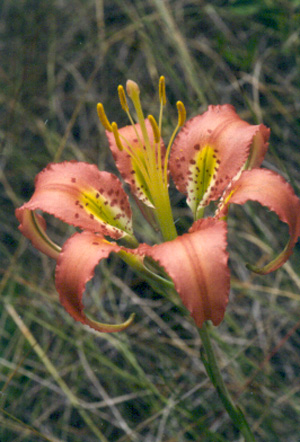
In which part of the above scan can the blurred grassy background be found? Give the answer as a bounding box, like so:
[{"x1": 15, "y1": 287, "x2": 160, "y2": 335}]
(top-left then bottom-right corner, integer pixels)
[{"x1": 1, "y1": 0, "x2": 300, "y2": 440}]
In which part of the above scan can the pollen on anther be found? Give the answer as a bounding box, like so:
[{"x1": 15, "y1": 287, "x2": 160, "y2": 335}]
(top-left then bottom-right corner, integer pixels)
[
  {"x1": 159, "y1": 76, "x2": 166, "y2": 105},
  {"x1": 118, "y1": 85, "x2": 129, "y2": 112}
]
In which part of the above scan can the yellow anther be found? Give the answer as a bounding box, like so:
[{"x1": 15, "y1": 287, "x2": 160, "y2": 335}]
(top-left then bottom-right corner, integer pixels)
[
  {"x1": 111, "y1": 122, "x2": 124, "y2": 151},
  {"x1": 118, "y1": 85, "x2": 129, "y2": 112},
  {"x1": 97, "y1": 103, "x2": 112, "y2": 132},
  {"x1": 159, "y1": 76, "x2": 166, "y2": 105},
  {"x1": 176, "y1": 101, "x2": 186, "y2": 127},
  {"x1": 148, "y1": 115, "x2": 160, "y2": 143}
]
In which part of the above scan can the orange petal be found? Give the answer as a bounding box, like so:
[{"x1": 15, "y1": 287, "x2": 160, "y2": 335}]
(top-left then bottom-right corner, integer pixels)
[
  {"x1": 16, "y1": 161, "x2": 133, "y2": 240},
  {"x1": 169, "y1": 105, "x2": 270, "y2": 216},
  {"x1": 220, "y1": 169, "x2": 300, "y2": 274},
  {"x1": 140, "y1": 218, "x2": 230, "y2": 327},
  {"x1": 15, "y1": 208, "x2": 61, "y2": 259},
  {"x1": 55, "y1": 231, "x2": 135, "y2": 332},
  {"x1": 106, "y1": 119, "x2": 166, "y2": 207}
]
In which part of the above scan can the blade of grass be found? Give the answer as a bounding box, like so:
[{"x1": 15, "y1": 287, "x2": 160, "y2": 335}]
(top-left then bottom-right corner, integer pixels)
[{"x1": 4, "y1": 303, "x2": 109, "y2": 442}]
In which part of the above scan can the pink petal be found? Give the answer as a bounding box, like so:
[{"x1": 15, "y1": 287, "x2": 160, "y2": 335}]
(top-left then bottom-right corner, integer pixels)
[
  {"x1": 219, "y1": 169, "x2": 300, "y2": 273},
  {"x1": 106, "y1": 119, "x2": 166, "y2": 207},
  {"x1": 15, "y1": 208, "x2": 61, "y2": 260},
  {"x1": 55, "y1": 231, "x2": 135, "y2": 332},
  {"x1": 140, "y1": 218, "x2": 230, "y2": 327},
  {"x1": 169, "y1": 105, "x2": 270, "y2": 216},
  {"x1": 17, "y1": 161, "x2": 133, "y2": 240}
]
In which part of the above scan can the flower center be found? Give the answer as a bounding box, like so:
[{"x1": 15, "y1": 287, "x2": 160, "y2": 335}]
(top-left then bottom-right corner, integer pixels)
[{"x1": 97, "y1": 77, "x2": 186, "y2": 242}]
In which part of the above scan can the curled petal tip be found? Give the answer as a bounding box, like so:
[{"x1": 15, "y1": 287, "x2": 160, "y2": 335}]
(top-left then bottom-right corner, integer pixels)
[
  {"x1": 246, "y1": 238, "x2": 296, "y2": 275},
  {"x1": 221, "y1": 169, "x2": 300, "y2": 274},
  {"x1": 85, "y1": 312, "x2": 135, "y2": 333},
  {"x1": 246, "y1": 262, "x2": 265, "y2": 274},
  {"x1": 15, "y1": 208, "x2": 61, "y2": 260},
  {"x1": 56, "y1": 231, "x2": 137, "y2": 333}
]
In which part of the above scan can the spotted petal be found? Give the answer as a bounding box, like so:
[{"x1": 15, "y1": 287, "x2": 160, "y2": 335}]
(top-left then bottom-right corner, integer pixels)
[
  {"x1": 219, "y1": 168, "x2": 300, "y2": 274},
  {"x1": 55, "y1": 231, "x2": 135, "y2": 332},
  {"x1": 106, "y1": 119, "x2": 166, "y2": 207},
  {"x1": 16, "y1": 161, "x2": 133, "y2": 241},
  {"x1": 169, "y1": 105, "x2": 270, "y2": 217},
  {"x1": 140, "y1": 218, "x2": 230, "y2": 327}
]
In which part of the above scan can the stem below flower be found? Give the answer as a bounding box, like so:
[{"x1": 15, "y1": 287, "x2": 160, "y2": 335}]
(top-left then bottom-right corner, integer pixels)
[{"x1": 198, "y1": 322, "x2": 256, "y2": 442}]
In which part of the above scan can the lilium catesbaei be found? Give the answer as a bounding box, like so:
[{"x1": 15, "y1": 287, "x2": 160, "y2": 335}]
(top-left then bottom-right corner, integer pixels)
[{"x1": 16, "y1": 78, "x2": 300, "y2": 333}]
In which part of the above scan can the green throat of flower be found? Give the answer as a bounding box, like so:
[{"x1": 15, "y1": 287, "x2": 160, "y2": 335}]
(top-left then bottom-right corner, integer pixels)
[{"x1": 97, "y1": 77, "x2": 186, "y2": 242}]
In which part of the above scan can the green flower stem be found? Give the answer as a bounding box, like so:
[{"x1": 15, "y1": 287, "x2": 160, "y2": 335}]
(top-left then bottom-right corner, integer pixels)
[
  {"x1": 154, "y1": 184, "x2": 254, "y2": 439},
  {"x1": 198, "y1": 322, "x2": 256, "y2": 441}
]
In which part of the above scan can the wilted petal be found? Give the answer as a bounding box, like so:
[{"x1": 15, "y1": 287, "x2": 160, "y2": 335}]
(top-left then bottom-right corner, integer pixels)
[
  {"x1": 15, "y1": 208, "x2": 61, "y2": 260},
  {"x1": 219, "y1": 168, "x2": 300, "y2": 274},
  {"x1": 169, "y1": 105, "x2": 270, "y2": 217},
  {"x1": 106, "y1": 119, "x2": 166, "y2": 207},
  {"x1": 17, "y1": 161, "x2": 133, "y2": 240},
  {"x1": 140, "y1": 218, "x2": 230, "y2": 327},
  {"x1": 55, "y1": 231, "x2": 135, "y2": 332}
]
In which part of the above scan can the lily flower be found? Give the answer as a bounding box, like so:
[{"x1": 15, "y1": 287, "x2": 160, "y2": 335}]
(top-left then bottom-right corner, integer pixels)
[{"x1": 16, "y1": 78, "x2": 300, "y2": 333}]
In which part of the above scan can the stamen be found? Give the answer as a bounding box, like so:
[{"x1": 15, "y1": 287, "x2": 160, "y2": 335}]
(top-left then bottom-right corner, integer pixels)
[
  {"x1": 97, "y1": 103, "x2": 113, "y2": 132},
  {"x1": 148, "y1": 115, "x2": 160, "y2": 143},
  {"x1": 118, "y1": 85, "x2": 129, "y2": 112},
  {"x1": 176, "y1": 101, "x2": 186, "y2": 127},
  {"x1": 111, "y1": 122, "x2": 124, "y2": 151},
  {"x1": 159, "y1": 76, "x2": 166, "y2": 105},
  {"x1": 163, "y1": 101, "x2": 186, "y2": 185}
]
